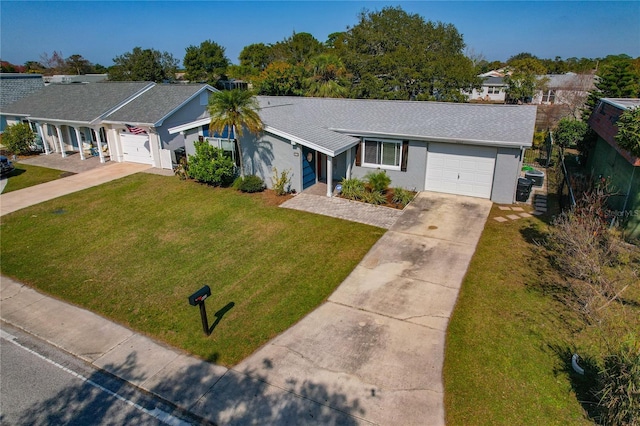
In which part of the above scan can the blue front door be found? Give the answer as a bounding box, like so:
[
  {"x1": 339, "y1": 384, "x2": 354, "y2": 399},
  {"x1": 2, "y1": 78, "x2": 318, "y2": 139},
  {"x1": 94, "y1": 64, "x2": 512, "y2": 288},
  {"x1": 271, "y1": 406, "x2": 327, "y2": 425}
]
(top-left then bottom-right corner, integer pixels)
[{"x1": 302, "y1": 147, "x2": 316, "y2": 190}]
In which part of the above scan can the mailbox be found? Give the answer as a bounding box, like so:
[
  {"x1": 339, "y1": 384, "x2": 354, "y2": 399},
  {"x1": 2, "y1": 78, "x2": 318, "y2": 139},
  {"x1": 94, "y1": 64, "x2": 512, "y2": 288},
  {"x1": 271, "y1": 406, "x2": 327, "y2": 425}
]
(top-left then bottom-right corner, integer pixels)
[{"x1": 188, "y1": 285, "x2": 211, "y2": 306}]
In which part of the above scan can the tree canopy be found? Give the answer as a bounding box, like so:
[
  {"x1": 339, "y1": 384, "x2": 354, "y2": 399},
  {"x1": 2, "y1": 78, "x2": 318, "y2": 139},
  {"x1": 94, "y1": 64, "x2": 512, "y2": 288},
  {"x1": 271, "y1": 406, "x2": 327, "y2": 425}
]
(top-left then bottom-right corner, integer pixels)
[
  {"x1": 339, "y1": 6, "x2": 479, "y2": 101},
  {"x1": 582, "y1": 57, "x2": 640, "y2": 119},
  {"x1": 504, "y1": 57, "x2": 547, "y2": 103},
  {"x1": 183, "y1": 40, "x2": 229, "y2": 84},
  {"x1": 108, "y1": 47, "x2": 178, "y2": 82}
]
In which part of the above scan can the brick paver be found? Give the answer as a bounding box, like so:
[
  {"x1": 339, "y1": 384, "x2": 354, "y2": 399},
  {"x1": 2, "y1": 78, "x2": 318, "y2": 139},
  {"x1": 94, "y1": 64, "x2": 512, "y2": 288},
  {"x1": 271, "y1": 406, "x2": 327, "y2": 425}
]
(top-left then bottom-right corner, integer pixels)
[{"x1": 280, "y1": 193, "x2": 403, "y2": 229}]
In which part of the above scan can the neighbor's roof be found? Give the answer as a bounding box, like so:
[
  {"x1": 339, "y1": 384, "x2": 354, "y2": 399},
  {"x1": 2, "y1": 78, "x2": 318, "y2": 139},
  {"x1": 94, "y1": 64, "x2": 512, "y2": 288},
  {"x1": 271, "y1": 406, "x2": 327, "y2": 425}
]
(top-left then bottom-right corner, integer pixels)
[
  {"x1": 601, "y1": 98, "x2": 640, "y2": 110},
  {"x1": 481, "y1": 76, "x2": 506, "y2": 85},
  {"x1": 1, "y1": 81, "x2": 154, "y2": 123},
  {"x1": 540, "y1": 73, "x2": 596, "y2": 89},
  {"x1": 256, "y1": 96, "x2": 537, "y2": 156},
  {"x1": 104, "y1": 84, "x2": 215, "y2": 126},
  {"x1": 0, "y1": 73, "x2": 45, "y2": 109}
]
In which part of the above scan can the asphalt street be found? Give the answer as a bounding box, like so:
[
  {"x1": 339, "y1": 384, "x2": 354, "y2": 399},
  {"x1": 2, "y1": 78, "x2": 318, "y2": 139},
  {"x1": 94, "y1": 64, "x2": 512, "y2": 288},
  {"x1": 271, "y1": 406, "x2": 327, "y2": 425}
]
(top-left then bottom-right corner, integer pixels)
[{"x1": 0, "y1": 323, "x2": 201, "y2": 426}]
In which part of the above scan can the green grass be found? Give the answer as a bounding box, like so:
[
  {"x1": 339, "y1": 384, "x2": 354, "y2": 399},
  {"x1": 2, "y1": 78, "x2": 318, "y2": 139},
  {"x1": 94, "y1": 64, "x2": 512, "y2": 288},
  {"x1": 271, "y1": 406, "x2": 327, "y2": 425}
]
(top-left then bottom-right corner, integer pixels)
[
  {"x1": 0, "y1": 173, "x2": 384, "y2": 365},
  {"x1": 444, "y1": 206, "x2": 593, "y2": 425},
  {"x1": 2, "y1": 163, "x2": 70, "y2": 193}
]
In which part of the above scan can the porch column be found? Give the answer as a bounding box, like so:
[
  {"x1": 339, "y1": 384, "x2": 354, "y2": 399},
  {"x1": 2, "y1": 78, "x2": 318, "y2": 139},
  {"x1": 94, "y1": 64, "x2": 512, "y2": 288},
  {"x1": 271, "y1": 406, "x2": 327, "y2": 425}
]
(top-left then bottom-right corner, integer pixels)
[
  {"x1": 346, "y1": 148, "x2": 352, "y2": 179},
  {"x1": 35, "y1": 123, "x2": 50, "y2": 155},
  {"x1": 94, "y1": 127, "x2": 106, "y2": 163},
  {"x1": 326, "y1": 155, "x2": 333, "y2": 197},
  {"x1": 55, "y1": 125, "x2": 67, "y2": 157},
  {"x1": 73, "y1": 127, "x2": 85, "y2": 160}
]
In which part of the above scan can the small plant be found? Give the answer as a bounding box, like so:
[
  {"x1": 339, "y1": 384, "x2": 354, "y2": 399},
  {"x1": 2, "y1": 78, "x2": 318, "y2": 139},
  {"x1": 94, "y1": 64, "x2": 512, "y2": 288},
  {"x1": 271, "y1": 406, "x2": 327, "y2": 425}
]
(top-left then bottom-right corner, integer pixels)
[
  {"x1": 236, "y1": 175, "x2": 265, "y2": 193},
  {"x1": 2, "y1": 122, "x2": 35, "y2": 155},
  {"x1": 340, "y1": 178, "x2": 366, "y2": 200},
  {"x1": 271, "y1": 167, "x2": 291, "y2": 196},
  {"x1": 365, "y1": 170, "x2": 391, "y2": 193},
  {"x1": 361, "y1": 190, "x2": 386, "y2": 205},
  {"x1": 392, "y1": 187, "x2": 414, "y2": 207}
]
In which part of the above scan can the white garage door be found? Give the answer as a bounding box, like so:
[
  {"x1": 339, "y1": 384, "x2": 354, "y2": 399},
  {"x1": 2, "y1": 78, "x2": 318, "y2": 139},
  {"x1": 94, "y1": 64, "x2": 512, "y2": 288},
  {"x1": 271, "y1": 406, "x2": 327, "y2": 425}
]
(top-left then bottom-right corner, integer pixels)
[
  {"x1": 425, "y1": 143, "x2": 496, "y2": 199},
  {"x1": 121, "y1": 133, "x2": 153, "y2": 165}
]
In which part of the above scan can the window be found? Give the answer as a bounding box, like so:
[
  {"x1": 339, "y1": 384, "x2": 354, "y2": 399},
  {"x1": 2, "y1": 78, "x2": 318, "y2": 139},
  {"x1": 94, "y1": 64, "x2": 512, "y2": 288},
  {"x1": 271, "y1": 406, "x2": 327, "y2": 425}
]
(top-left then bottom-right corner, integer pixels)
[
  {"x1": 487, "y1": 86, "x2": 501, "y2": 94},
  {"x1": 542, "y1": 90, "x2": 556, "y2": 103},
  {"x1": 362, "y1": 139, "x2": 402, "y2": 169}
]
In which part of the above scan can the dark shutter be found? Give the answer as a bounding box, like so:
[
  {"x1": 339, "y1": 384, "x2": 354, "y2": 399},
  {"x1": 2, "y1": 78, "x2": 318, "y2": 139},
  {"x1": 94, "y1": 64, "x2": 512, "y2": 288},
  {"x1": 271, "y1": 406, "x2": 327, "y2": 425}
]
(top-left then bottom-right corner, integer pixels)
[
  {"x1": 355, "y1": 143, "x2": 362, "y2": 167},
  {"x1": 401, "y1": 140, "x2": 409, "y2": 172}
]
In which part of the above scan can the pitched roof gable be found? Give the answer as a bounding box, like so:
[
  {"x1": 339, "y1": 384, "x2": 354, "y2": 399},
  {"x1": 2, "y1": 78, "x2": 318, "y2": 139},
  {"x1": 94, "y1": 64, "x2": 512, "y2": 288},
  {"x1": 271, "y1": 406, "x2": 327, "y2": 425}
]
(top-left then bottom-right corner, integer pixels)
[
  {"x1": 257, "y1": 96, "x2": 537, "y2": 155},
  {"x1": 2, "y1": 81, "x2": 154, "y2": 123},
  {"x1": 104, "y1": 84, "x2": 215, "y2": 126}
]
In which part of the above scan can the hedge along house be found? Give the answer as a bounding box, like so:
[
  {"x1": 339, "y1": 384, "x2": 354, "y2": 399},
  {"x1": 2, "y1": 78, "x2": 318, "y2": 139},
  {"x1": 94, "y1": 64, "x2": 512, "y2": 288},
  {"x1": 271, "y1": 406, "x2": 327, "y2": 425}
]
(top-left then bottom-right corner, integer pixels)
[
  {"x1": 175, "y1": 96, "x2": 536, "y2": 203},
  {"x1": 1, "y1": 81, "x2": 217, "y2": 169},
  {"x1": 587, "y1": 98, "x2": 640, "y2": 239}
]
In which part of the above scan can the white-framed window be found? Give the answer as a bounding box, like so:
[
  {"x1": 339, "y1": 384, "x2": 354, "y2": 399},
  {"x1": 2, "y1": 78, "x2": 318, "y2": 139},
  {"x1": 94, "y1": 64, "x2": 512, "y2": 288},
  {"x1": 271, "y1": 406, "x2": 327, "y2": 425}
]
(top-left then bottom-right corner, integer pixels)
[
  {"x1": 542, "y1": 89, "x2": 556, "y2": 103},
  {"x1": 362, "y1": 138, "x2": 402, "y2": 170},
  {"x1": 487, "y1": 86, "x2": 501, "y2": 94}
]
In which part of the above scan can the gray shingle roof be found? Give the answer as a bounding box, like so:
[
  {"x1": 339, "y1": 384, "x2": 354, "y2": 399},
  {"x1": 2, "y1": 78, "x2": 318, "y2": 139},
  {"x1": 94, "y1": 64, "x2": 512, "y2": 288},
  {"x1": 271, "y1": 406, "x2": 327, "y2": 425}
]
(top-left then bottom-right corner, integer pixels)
[
  {"x1": 2, "y1": 81, "x2": 153, "y2": 123},
  {"x1": 602, "y1": 98, "x2": 640, "y2": 110},
  {"x1": 257, "y1": 96, "x2": 537, "y2": 155},
  {"x1": 105, "y1": 84, "x2": 211, "y2": 125},
  {"x1": 0, "y1": 73, "x2": 45, "y2": 109}
]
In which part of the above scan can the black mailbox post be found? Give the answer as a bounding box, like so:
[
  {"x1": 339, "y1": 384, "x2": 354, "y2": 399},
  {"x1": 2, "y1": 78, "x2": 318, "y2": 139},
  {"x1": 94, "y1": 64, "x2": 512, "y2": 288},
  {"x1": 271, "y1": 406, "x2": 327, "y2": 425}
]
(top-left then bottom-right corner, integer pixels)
[{"x1": 188, "y1": 285, "x2": 211, "y2": 335}]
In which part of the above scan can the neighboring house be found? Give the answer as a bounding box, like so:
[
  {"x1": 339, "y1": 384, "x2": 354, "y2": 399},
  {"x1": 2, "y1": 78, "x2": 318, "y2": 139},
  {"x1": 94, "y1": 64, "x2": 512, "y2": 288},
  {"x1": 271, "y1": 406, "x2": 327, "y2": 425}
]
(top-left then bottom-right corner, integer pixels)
[
  {"x1": 466, "y1": 76, "x2": 508, "y2": 103},
  {"x1": 1, "y1": 81, "x2": 216, "y2": 168},
  {"x1": 174, "y1": 97, "x2": 537, "y2": 203},
  {"x1": 533, "y1": 72, "x2": 595, "y2": 106},
  {"x1": 0, "y1": 73, "x2": 44, "y2": 133},
  {"x1": 587, "y1": 97, "x2": 640, "y2": 239},
  {"x1": 43, "y1": 74, "x2": 108, "y2": 85}
]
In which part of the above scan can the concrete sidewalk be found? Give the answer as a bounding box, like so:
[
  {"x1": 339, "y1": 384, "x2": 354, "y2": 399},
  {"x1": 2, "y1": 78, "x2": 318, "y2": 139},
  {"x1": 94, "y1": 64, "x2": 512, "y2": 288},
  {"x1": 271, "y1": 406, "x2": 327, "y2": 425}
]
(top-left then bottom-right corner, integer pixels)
[
  {"x1": 1, "y1": 191, "x2": 491, "y2": 425},
  {"x1": 0, "y1": 162, "x2": 151, "y2": 216}
]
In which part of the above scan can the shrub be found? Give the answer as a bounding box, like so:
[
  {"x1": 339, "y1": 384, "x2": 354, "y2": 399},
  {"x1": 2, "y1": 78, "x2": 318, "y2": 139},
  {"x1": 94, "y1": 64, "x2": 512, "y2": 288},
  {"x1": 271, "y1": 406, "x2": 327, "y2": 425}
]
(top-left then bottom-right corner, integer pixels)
[
  {"x1": 365, "y1": 170, "x2": 391, "y2": 193},
  {"x1": 271, "y1": 167, "x2": 291, "y2": 196},
  {"x1": 361, "y1": 190, "x2": 386, "y2": 205},
  {"x1": 2, "y1": 122, "x2": 35, "y2": 155},
  {"x1": 595, "y1": 335, "x2": 640, "y2": 426},
  {"x1": 236, "y1": 175, "x2": 265, "y2": 193},
  {"x1": 340, "y1": 178, "x2": 366, "y2": 200},
  {"x1": 174, "y1": 156, "x2": 188, "y2": 180},
  {"x1": 187, "y1": 141, "x2": 236, "y2": 186},
  {"x1": 392, "y1": 187, "x2": 414, "y2": 207}
]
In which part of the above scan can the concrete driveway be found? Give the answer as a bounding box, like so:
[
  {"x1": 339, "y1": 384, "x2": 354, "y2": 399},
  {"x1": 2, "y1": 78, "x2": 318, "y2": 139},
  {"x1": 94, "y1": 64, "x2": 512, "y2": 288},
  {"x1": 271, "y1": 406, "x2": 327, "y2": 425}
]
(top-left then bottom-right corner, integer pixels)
[{"x1": 231, "y1": 192, "x2": 492, "y2": 425}]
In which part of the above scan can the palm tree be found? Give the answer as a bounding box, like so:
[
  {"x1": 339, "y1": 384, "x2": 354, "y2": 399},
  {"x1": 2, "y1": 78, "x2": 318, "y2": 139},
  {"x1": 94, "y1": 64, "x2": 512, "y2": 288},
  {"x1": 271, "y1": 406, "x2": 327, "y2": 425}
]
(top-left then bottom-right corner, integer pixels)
[
  {"x1": 208, "y1": 89, "x2": 263, "y2": 177},
  {"x1": 304, "y1": 54, "x2": 349, "y2": 98}
]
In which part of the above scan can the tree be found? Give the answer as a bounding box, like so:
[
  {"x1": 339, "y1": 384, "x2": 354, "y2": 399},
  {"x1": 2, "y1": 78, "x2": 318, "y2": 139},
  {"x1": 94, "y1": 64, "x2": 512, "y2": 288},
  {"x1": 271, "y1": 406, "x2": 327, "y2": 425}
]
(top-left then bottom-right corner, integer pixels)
[
  {"x1": 256, "y1": 61, "x2": 306, "y2": 96},
  {"x1": 615, "y1": 107, "x2": 640, "y2": 158},
  {"x1": 239, "y1": 43, "x2": 271, "y2": 72},
  {"x1": 270, "y1": 32, "x2": 325, "y2": 65},
  {"x1": 39, "y1": 51, "x2": 66, "y2": 75},
  {"x1": 304, "y1": 54, "x2": 349, "y2": 97},
  {"x1": 183, "y1": 40, "x2": 229, "y2": 84},
  {"x1": 583, "y1": 58, "x2": 640, "y2": 118},
  {"x1": 1, "y1": 123, "x2": 35, "y2": 154},
  {"x1": 554, "y1": 117, "x2": 588, "y2": 155},
  {"x1": 504, "y1": 57, "x2": 547, "y2": 103},
  {"x1": 339, "y1": 6, "x2": 479, "y2": 101},
  {"x1": 65, "y1": 54, "x2": 92, "y2": 75},
  {"x1": 109, "y1": 47, "x2": 178, "y2": 82},
  {"x1": 208, "y1": 89, "x2": 263, "y2": 177}
]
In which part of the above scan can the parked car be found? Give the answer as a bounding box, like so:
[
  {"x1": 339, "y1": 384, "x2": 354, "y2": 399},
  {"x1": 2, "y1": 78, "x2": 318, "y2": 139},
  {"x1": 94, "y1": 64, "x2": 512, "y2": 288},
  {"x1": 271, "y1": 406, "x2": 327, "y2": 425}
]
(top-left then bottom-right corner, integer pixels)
[{"x1": 0, "y1": 155, "x2": 15, "y2": 176}]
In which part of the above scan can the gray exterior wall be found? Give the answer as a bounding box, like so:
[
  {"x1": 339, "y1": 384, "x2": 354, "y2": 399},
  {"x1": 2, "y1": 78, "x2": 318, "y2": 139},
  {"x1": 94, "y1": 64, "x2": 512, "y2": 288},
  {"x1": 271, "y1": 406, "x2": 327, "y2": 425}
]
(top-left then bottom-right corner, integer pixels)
[
  {"x1": 351, "y1": 140, "x2": 428, "y2": 191},
  {"x1": 490, "y1": 147, "x2": 523, "y2": 204},
  {"x1": 158, "y1": 94, "x2": 210, "y2": 151},
  {"x1": 241, "y1": 131, "x2": 300, "y2": 192}
]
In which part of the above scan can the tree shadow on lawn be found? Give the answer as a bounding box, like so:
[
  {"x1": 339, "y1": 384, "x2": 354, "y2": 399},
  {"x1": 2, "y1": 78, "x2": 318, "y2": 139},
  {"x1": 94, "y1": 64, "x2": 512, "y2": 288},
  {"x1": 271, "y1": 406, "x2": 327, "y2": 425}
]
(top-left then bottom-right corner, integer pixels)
[{"x1": 548, "y1": 344, "x2": 602, "y2": 424}]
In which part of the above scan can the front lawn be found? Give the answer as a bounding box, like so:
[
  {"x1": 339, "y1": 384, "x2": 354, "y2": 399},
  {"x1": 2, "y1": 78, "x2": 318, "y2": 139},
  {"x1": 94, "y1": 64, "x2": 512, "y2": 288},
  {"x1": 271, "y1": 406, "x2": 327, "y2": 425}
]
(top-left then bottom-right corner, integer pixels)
[
  {"x1": 444, "y1": 203, "x2": 640, "y2": 425},
  {"x1": 2, "y1": 163, "x2": 71, "y2": 193},
  {"x1": 0, "y1": 173, "x2": 384, "y2": 365}
]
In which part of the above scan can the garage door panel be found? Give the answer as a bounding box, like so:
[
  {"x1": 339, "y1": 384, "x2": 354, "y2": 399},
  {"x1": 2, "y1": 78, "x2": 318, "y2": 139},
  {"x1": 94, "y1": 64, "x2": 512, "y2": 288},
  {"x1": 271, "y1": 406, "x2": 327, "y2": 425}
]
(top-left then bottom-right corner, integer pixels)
[
  {"x1": 425, "y1": 143, "x2": 496, "y2": 199},
  {"x1": 121, "y1": 134, "x2": 153, "y2": 165}
]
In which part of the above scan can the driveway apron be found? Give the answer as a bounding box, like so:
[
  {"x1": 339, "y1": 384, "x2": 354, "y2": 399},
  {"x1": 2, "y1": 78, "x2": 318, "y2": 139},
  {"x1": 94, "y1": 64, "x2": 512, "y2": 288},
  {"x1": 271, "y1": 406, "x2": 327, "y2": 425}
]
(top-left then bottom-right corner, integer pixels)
[
  {"x1": 0, "y1": 162, "x2": 151, "y2": 216},
  {"x1": 232, "y1": 192, "x2": 492, "y2": 425}
]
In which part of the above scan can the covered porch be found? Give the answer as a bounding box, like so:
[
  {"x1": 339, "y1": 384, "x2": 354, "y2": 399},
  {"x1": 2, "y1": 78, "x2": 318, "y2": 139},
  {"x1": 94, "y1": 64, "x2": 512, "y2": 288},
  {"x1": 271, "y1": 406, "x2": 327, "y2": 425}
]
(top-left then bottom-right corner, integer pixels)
[
  {"x1": 299, "y1": 144, "x2": 356, "y2": 198},
  {"x1": 33, "y1": 120, "x2": 110, "y2": 164}
]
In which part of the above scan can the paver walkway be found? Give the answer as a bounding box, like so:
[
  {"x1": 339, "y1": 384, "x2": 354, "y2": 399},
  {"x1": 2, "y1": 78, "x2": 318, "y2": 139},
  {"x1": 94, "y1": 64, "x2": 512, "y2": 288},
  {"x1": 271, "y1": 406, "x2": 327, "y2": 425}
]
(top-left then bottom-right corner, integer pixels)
[{"x1": 281, "y1": 193, "x2": 404, "y2": 229}]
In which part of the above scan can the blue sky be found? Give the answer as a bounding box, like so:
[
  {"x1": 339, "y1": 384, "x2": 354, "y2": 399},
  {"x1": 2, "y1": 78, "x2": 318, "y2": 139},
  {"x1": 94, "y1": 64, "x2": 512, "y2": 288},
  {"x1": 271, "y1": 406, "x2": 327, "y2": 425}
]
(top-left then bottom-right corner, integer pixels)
[{"x1": 1, "y1": 1, "x2": 638, "y2": 67}]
